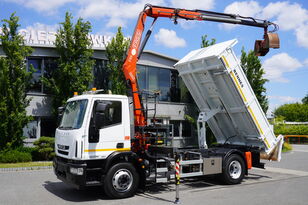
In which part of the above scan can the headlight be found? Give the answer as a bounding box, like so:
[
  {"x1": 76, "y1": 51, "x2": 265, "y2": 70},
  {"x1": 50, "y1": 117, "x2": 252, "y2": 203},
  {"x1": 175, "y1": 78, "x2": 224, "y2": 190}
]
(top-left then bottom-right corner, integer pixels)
[{"x1": 70, "y1": 167, "x2": 84, "y2": 175}]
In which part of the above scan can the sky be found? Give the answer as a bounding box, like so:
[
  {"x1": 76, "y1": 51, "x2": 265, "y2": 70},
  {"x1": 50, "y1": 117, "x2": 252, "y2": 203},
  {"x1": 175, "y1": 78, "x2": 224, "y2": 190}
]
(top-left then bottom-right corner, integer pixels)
[{"x1": 0, "y1": 0, "x2": 307, "y2": 114}]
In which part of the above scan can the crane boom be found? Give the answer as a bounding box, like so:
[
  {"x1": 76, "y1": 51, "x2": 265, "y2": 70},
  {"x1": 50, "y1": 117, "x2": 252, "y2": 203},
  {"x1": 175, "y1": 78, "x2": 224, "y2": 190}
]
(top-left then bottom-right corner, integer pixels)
[{"x1": 122, "y1": 4, "x2": 279, "y2": 147}]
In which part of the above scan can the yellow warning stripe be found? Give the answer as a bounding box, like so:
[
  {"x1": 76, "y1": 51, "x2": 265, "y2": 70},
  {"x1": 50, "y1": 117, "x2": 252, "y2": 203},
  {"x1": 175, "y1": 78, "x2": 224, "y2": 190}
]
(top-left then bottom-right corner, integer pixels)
[
  {"x1": 230, "y1": 71, "x2": 247, "y2": 102},
  {"x1": 248, "y1": 106, "x2": 271, "y2": 149},
  {"x1": 84, "y1": 148, "x2": 131, "y2": 152},
  {"x1": 248, "y1": 106, "x2": 264, "y2": 135},
  {"x1": 221, "y1": 55, "x2": 230, "y2": 68}
]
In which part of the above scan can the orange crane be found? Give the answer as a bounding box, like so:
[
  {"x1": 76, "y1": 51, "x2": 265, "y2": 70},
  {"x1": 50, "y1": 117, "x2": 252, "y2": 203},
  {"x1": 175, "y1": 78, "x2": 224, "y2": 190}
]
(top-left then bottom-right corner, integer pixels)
[{"x1": 122, "y1": 4, "x2": 279, "y2": 151}]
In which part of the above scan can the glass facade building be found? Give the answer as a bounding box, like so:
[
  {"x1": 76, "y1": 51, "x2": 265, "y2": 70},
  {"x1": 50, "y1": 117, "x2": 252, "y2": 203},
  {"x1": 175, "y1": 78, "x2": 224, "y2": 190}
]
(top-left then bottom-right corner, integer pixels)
[{"x1": 1, "y1": 42, "x2": 197, "y2": 147}]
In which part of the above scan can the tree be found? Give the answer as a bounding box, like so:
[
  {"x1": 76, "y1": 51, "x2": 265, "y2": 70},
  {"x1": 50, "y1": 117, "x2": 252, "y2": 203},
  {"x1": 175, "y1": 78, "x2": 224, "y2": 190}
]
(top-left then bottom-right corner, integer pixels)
[
  {"x1": 302, "y1": 93, "x2": 308, "y2": 104},
  {"x1": 201, "y1": 34, "x2": 216, "y2": 48},
  {"x1": 105, "y1": 27, "x2": 130, "y2": 95},
  {"x1": 241, "y1": 48, "x2": 268, "y2": 113},
  {"x1": 42, "y1": 12, "x2": 94, "y2": 114},
  {"x1": 0, "y1": 13, "x2": 33, "y2": 150},
  {"x1": 274, "y1": 103, "x2": 308, "y2": 122}
]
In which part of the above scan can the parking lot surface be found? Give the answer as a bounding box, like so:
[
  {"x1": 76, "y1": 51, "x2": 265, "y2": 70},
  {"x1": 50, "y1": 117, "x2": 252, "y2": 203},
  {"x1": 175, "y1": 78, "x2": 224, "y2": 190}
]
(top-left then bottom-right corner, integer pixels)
[{"x1": 0, "y1": 145, "x2": 308, "y2": 205}]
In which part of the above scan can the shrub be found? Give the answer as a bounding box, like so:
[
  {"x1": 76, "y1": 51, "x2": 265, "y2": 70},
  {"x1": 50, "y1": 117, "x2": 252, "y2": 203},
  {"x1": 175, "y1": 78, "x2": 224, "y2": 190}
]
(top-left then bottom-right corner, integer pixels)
[
  {"x1": 282, "y1": 142, "x2": 292, "y2": 152},
  {"x1": 33, "y1": 137, "x2": 55, "y2": 161},
  {"x1": 0, "y1": 150, "x2": 32, "y2": 163},
  {"x1": 16, "y1": 146, "x2": 41, "y2": 161},
  {"x1": 16, "y1": 146, "x2": 36, "y2": 154},
  {"x1": 274, "y1": 124, "x2": 308, "y2": 135}
]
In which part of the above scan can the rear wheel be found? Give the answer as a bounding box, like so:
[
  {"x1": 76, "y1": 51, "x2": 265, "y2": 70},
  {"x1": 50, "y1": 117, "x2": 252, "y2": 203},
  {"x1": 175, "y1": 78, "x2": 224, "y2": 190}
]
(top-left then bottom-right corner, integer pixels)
[
  {"x1": 221, "y1": 154, "x2": 245, "y2": 184},
  {"x1": 103, "y1": 162, "x2": 139, "y2": 199}
]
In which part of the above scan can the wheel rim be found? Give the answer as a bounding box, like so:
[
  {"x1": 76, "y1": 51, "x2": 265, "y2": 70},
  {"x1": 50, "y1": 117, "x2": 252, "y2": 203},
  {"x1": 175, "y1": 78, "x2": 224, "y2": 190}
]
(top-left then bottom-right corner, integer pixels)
[
  {"x1": 228, "y1": 160, "x2": 242, "y2": 179},
  {"x1": 112, "y1": 169, "x2": 133, "y2": 192}
]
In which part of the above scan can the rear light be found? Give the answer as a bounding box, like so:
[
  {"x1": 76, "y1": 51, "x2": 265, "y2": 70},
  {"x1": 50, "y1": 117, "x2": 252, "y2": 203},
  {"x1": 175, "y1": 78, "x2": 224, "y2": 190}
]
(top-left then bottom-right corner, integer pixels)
[{"x1": 245, "y1": 152, "x2": 252, "y2": 169}]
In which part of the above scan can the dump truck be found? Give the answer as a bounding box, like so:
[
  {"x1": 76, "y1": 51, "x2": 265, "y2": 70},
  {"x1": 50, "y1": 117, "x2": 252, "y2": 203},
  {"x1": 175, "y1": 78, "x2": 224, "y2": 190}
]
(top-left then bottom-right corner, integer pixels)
[{"x1": 53, "y1": 4, "x2": 282, "y2": 199}]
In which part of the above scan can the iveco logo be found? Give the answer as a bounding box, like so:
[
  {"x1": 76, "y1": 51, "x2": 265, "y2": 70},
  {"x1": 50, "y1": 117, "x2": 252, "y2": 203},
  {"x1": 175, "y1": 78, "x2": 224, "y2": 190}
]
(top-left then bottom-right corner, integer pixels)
[{"x1": 61, "y1": 132, "x2": 69, "y2": 136}]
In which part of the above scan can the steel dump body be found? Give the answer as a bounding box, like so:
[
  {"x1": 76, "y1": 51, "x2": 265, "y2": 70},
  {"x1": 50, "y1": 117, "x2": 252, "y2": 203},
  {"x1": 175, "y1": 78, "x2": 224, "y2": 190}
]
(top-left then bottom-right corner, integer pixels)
[{"x1": 175, "y1": 39, "x2": 282, "y2": 155}]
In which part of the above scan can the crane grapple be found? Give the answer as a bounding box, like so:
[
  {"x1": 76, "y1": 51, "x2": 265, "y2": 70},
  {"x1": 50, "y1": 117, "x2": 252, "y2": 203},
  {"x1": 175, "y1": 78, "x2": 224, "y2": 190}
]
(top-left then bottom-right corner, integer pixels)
[{"x1": 255, "y1": 33, "x2": 280, "y2": 56}]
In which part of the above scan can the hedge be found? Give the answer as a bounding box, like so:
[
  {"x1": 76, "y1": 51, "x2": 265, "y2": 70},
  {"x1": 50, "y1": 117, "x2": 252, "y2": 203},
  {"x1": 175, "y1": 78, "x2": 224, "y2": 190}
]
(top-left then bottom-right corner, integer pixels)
[
  {"x1": 0, "y1": 150, "x2": 32, "y2": 163},
  {"x1": 274, "y1": 125, "x2": 308, "y2": 135}
]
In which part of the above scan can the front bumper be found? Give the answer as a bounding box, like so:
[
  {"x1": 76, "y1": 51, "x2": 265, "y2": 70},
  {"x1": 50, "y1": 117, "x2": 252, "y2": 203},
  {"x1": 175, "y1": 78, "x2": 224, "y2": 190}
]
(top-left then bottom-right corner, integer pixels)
[{"x1": 53, "y1": 157, "x2": 88, "y2": 189}]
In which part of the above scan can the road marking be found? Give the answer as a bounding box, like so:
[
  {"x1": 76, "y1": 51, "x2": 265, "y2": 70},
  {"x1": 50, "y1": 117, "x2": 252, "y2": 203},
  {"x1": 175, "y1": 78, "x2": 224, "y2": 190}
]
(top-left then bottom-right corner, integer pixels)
[{"x1": 265, "y1": 167, "x2": 308, "y2": 176}]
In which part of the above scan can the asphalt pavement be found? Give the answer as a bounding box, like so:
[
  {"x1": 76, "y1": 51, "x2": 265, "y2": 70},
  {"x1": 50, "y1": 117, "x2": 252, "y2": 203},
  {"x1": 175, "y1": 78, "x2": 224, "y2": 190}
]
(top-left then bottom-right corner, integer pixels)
[{"x1": 0, "y1": 144, "x2": 308, "y2": 205}]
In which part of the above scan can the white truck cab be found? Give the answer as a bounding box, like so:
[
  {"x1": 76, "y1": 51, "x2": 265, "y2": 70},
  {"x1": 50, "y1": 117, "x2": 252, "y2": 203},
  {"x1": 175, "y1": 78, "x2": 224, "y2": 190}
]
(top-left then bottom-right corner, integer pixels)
[
  {"x1": 54, "y1": 94, "x2": 140, "y2": 196},
  {"x1": 55, "y1": 94, "x2": 131, "y2": 161}
]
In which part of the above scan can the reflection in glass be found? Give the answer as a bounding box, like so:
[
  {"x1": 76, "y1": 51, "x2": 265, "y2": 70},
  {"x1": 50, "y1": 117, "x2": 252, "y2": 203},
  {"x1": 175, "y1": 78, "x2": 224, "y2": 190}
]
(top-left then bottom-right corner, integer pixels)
[{"x1": 28, "y1": 58, "x2": 42, "y2": 92}]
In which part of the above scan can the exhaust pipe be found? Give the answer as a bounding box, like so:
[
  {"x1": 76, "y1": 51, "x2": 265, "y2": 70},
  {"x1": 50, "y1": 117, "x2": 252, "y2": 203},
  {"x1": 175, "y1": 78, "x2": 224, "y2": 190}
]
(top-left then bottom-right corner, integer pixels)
[{"x1": 254, "y1": 32, "x2": 280, "y2": 56}]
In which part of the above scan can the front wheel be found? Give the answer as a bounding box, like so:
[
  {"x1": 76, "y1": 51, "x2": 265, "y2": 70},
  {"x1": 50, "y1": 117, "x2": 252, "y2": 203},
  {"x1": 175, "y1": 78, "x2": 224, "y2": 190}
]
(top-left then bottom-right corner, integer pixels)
[
  {"x1": 221, "y1": 154, "x2": 245, "y2": 185},
  {"x1": 103, "y1": 162, "x2": 139, "y2": 199}
]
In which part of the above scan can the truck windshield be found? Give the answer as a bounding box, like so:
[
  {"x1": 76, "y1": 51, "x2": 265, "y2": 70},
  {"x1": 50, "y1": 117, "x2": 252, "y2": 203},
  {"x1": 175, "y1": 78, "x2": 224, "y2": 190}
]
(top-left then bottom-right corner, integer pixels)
[{"x1": 59, "y1": 100, "x2": 88, "y2": 130}]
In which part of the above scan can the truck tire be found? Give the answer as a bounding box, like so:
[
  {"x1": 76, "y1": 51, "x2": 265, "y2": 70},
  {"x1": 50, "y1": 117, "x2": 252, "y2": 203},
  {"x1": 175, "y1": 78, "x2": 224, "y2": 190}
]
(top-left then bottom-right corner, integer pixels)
[
  {"x1": 103, "y1": 162, "x2": 139, "y2": 199},
  {"x1": 221, "y1": 154, "x2": 245, "y2": 185}
]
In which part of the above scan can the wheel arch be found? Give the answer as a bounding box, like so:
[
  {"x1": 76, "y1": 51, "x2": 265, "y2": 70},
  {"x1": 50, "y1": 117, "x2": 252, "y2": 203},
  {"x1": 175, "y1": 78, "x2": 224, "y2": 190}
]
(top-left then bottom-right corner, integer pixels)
[
  {"x1": 222, "y1": 149, "x2": 248, "y2": 175},
  {"x1": 103, "y1": 151, "x2": 138, "y2": 173}
]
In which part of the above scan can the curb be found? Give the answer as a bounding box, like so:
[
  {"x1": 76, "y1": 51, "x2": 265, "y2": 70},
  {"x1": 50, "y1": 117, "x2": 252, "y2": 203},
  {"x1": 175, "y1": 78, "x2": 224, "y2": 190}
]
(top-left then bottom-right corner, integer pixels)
[{"x1": 0, "y1": 166, "x2": 52, "y2": 172}]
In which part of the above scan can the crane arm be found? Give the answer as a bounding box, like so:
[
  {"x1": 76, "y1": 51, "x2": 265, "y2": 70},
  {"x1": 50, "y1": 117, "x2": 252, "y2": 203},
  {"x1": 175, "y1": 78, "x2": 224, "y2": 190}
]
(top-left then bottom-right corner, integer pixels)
[{"x1": 123, "y1": 4, "x2": 279, "y2": 128}]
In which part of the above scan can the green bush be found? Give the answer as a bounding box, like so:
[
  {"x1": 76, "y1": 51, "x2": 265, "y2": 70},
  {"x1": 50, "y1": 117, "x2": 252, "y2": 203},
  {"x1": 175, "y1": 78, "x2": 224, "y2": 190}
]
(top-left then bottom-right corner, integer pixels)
[
  {"x1": 33, "y1": 137, "x2": 55, "y2": 161},
  {"x1": 282, "y1": 142, "x2": 292, "y2": 152},
  {"x1": 16, "y1": 146, "x2": 41, "y2": 161},
  {"x1": 16, "y1": 146, "x2": 36, "y2": 154},
  {"x1": 274, "y1": 124, "x2": 308, "y2": 135},
  {"x1": 0, "y1": 150, "x2": 32, "y2": 163}
]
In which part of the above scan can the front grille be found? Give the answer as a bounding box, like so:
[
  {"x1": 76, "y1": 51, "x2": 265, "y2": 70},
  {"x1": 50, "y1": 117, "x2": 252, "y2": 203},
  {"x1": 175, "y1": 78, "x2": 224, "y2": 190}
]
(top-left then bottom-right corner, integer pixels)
[{"x1": 57, "y1": 144, "x2": 69, "y2": 150}]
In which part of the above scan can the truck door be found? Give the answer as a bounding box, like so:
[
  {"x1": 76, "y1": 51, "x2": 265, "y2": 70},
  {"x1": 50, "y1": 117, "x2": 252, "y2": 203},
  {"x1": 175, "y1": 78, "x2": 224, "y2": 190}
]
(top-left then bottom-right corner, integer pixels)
[{"x1": 86, "y1": 99, "x2": 127, "y2": 159}]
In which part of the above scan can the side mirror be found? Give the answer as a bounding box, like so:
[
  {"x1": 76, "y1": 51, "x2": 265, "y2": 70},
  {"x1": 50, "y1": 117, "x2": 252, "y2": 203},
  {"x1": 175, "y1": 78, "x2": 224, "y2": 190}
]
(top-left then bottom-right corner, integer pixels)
[
  {"x1": 94, "y1": 112, "x2": 105, "y2": 129},
  {"x1": 94, "y1": 102, "x2": 107, "y2": 129}
]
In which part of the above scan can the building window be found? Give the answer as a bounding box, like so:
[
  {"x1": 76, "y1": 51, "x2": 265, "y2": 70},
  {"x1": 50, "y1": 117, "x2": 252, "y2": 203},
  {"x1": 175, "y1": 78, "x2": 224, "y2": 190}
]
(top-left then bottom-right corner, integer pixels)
[
  {"x1": 169, "y1": 120, "x2": 193, "y2": 138},
  {"x1": 43, "y1": 57, "x2": 58, "y2": 94},
  {"x1": 93, "y1": 59, "x2": 109, "y2": 90},
  {"x1": 137, "y1": 65, "x2": 180, "y2": 102},
  {"x1": 170, "y1": 120, "x2": 180, "y2": 137},
  {"x1": 23, "y1": 118, "x2": 39, "y2": 139},
  {"x1": 148, "y1": 67, "x2": 171, "y2": 101},
  {"x1": 28, "y1": 58, "x2": 43, "y2": 93},
  {"x1": 40, "y1": 117, "x2": 57, "y2": 137},
  {"x1": 27, "y1": 57, "x2": 59, "y2": 94},
  {"x1": 170, "y1": 70, "x2": 180, "y2": 102},
  {"x1": 182, "y1": 121, "x2": 192, "y2": 137},
  {"x1": 137, "y1": 65, "x2": 147, "y2": 91}
]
